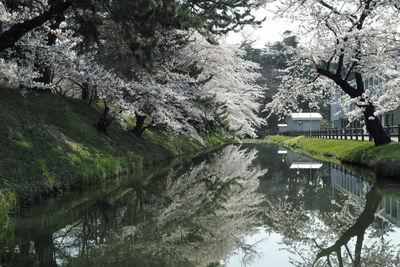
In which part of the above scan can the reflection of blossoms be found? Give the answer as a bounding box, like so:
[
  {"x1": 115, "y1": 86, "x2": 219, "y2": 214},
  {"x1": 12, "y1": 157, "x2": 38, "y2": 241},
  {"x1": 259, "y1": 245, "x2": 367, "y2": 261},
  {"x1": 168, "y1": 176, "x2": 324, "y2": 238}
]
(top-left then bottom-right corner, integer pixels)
[
  {"x1": 133, "y1": 145, "x2": 266, "y2": 266},
  {"x1": 69, "y1": 145, "x2": 266, "y2": 266}
]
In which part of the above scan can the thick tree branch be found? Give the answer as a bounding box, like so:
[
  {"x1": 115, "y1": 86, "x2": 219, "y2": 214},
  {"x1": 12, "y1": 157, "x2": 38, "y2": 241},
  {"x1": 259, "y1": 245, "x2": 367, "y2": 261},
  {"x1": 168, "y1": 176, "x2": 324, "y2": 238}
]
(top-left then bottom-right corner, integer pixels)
[
  {"x1": 316, "y1": 67, "x2": 359, "y2": 98},
  {"x1": 354, "y1": 72, "x2": 364, "y2": 92},
  {"x1": 0, "y1": 0, "x2": 74, "y2": 52},
  {"x1": 344, "y1": 62, "x2": 356, "y2": 81},
  {"x1": 318, "y1": 0, "x2": 356, "y2": 23}
]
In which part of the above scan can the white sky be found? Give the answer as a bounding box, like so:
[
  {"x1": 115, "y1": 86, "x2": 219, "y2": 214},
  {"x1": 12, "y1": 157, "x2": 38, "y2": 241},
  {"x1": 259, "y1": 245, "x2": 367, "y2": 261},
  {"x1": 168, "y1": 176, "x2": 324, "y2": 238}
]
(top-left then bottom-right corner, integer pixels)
[{"x1": 224, "y1": 7, "x2": 298, "y2": 48}]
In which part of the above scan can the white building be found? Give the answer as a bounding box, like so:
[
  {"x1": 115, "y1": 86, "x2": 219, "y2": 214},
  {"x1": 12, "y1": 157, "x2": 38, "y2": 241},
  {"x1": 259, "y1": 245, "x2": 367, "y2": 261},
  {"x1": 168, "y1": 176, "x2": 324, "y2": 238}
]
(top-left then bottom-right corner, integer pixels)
[
  {"x1": 278, "y1": 124, "x2": 287, "y2": 133},
  {"x1": 285, "y1": 113, "x2": 323, "y2": 132}
]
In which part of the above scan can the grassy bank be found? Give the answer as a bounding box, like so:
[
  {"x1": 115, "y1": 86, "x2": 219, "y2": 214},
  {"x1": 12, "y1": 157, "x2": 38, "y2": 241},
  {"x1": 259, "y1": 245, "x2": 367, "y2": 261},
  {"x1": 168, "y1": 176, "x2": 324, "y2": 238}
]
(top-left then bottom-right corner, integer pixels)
[
  {"x1": 266, "y1": 135, "x2": 400, "y2": 179},
  {"x1": 0, "y1": 88, "x2": 230, "y2": 226}
]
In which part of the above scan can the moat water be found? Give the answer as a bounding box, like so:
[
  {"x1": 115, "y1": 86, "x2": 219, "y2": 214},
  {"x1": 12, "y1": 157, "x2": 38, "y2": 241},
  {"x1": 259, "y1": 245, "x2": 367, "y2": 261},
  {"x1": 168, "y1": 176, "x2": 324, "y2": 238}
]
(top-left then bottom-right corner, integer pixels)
[{"x1": 1, "y1": 143, "x2": 400, "y2": 266}]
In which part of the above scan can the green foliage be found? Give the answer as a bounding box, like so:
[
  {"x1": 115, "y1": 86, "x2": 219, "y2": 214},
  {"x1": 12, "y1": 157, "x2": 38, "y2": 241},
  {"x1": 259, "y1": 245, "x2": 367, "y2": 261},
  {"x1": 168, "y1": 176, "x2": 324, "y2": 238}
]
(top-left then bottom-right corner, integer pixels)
[
  {"x1": 244, "y1": 33, "x2": 299, "y2": 136},
  {"x1": 0, "y1": 87, "x2": 230, "y2": 229},
  {"x1": 266, "y1": 135, "x2": 400, "y2": 178},
  {"x1": 320, "y1": 119, "x2": 329, "y2": 130},
  {"x1": 0, "y1": 190, "x2": 16, "y2": 237},
  {"x1": 96, "y1": 0, "x2": 263, "y2": 70}
]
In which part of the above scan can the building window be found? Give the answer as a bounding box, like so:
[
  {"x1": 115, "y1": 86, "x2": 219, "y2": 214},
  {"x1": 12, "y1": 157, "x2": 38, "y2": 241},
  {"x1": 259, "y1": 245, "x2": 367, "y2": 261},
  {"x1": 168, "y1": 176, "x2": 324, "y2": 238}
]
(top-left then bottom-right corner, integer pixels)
[
  {"x1": 341, "y1": 119, "x2": 348, "y2": 128},
  {"x1": 375, "y1": 77, "x2": 380, "y2": 87}
]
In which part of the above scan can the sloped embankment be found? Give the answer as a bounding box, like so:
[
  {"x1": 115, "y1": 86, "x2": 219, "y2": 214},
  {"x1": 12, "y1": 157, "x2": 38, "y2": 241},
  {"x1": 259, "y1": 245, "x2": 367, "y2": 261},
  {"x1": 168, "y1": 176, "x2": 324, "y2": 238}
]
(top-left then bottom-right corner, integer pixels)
[{"x1": 0, "y1": 88, "x2": 229, "y2": 227}]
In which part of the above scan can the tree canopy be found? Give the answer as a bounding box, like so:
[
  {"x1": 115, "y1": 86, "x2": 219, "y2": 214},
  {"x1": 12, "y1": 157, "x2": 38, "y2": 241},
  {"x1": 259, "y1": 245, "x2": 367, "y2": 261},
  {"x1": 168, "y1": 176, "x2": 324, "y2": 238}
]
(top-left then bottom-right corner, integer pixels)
[
  {"x1": 0, "y1": 0, "x2": 266, "y2": 141},
  {"x1": 265, "y1": 0, "x2": 400, "y2": 145}
]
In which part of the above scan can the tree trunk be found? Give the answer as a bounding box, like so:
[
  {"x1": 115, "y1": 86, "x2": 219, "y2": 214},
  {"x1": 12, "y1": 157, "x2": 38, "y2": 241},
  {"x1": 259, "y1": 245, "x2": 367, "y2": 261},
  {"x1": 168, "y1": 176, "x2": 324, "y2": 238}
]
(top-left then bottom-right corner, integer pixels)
[
  {"x1": 131, "y1": 113, "x2": 147, "y2": 138},
  {"x1": 316, "y1": 69, "x2": 392, "y2": 146},
  {"x1": 81, "y1": 83, "x2": 89, "y2": 101},
  {"x1": 34, "y1": 233, "x2": 57, "y2": 267},
  {"x1": 95, "y1": 102, "x2": 113, "y2": 135},
  {"x1": 363, "y1": 104, "x2": 391, "y2": 146}
]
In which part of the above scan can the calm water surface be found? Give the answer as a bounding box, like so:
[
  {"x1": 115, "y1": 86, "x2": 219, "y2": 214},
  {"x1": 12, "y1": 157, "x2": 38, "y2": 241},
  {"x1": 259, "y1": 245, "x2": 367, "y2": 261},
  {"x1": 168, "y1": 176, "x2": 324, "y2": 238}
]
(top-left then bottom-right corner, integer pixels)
[{"x1": 1, "y1": 143, "x2": 400, "y2": 267}]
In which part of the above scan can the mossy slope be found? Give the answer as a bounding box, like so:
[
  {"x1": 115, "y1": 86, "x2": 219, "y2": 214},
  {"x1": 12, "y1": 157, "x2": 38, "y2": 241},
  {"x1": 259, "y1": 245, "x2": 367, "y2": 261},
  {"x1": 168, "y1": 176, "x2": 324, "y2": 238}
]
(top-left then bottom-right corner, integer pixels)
[
  {"x1": 266, "y1": 135, "x2": 400, "y2": 178},
  {"x1": 0, "y1": 88, "x2": 229, "y2": 218}
]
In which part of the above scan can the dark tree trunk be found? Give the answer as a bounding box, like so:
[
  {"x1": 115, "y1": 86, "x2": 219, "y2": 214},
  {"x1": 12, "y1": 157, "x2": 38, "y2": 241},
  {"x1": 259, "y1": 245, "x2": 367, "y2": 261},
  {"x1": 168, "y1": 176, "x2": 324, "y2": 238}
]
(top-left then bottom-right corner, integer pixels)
[
  {"x1": 81, "y1": 83, "x2": 90, "y2": 101},
  {"x1": 131, "y1": 113, "x2": 147, "y2": 138},
  {"x1": 363, "y1": 104, "x2": 391, "y2": 146},
  {"x1": 95, "y1": 102, "x2": 113, "y2": 135},
  {"x1": 0, "y1": 0, "x2": 74, "y2": 53},
  {"x1": 34, "y1": 233, "x2": 57, "y2": 267},
  {"x1": 316, "y1": 68, "x2": 392, "y2": 146}
]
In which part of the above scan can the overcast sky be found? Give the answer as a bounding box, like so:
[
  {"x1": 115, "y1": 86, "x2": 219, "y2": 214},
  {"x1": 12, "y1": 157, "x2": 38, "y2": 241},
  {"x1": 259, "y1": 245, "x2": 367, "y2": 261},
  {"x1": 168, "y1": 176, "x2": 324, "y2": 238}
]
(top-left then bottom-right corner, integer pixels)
[{"x1": 224, "y1": 7, "x2": 297, "y2": 48}]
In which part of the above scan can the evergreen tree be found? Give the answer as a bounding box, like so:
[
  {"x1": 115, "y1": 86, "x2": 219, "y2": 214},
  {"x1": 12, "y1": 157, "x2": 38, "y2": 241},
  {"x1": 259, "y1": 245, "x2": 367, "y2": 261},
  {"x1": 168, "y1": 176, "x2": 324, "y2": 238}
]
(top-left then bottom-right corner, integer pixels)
[{"x1": 244, "y1": 31, "x2": 298, "y2": 135}]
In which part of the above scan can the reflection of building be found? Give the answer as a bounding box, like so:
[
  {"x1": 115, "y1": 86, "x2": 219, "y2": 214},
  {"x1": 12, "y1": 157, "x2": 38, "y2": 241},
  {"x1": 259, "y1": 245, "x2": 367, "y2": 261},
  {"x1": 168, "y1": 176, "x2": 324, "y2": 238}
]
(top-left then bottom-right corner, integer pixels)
[
  {"x1": 285, "y1": 149, "x2": 310, "y2": 163},
  {"x1": 290, "y1": 162, "x2": 323, "y2": 169},
  {"x1": 278, "y1": 147, "x2": 288, "y2": 163},
  {"x1": 330, "y1": 165, "x2": 400, "y2": 225},
  {"x1": 281, "y1": 147, "x2": 323, "y2": 176}
]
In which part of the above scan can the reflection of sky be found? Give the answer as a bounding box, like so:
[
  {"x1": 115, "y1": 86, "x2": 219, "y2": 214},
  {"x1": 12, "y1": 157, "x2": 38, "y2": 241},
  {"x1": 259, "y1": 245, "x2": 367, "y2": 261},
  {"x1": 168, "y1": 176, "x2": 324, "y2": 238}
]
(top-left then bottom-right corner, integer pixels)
[
  {"x1": 225, "y1": 146, "x2": 400, "y2": 266},
  {"x1": 225, "y1": 227, "x2": 297, "y2": 267},
  {"x1": 378, "y1": 227, "x2": 400, "y2": 245},
  {"x1": 225, "y1": 212, "x2": 400, "y2": 267}
]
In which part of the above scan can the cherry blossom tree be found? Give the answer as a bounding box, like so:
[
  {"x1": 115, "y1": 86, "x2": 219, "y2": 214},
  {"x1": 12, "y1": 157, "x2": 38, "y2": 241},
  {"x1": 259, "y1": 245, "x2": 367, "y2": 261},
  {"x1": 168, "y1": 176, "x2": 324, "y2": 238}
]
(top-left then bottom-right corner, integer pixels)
[
  {"x1": 0, "y1": 0, "x2": 74, "y2": 53},
  {"x1": 1, "y1": 1, "x2": 266, "y2": 141},
  {"x1": 176, "y1": 33, "x2": 266, "y2": 138},
  {"x1": 114, "y1": 32, "x2": 265, "y2": 140},
  {"x1": 266, "y1": 0, "x2": 400, "y2": 145}
]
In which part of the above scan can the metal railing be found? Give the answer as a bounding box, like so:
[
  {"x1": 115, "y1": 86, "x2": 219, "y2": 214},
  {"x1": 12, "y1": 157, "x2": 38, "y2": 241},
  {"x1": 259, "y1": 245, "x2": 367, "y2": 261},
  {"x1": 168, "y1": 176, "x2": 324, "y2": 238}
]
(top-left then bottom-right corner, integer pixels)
[{"x1": 283, "y1": 124, "x2": 400, "y2": 142}]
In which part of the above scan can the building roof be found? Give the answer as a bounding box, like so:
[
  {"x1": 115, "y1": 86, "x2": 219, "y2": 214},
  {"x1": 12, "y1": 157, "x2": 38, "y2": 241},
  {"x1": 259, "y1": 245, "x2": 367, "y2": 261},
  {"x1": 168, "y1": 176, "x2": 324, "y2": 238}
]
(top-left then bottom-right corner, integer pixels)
[
  {"x1": 290, "y1": 113, "x2": 322, "y2": 121},
  {"x1": 277, "y1": 124, "x2": 288, "y2": 127}
]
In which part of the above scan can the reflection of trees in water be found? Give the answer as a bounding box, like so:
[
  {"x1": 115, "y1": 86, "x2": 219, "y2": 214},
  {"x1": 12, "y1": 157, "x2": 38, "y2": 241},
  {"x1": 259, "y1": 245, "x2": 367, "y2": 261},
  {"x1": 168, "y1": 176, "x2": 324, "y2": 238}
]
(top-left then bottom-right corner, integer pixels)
[
  {"x1": 264, "y1": 174, "x2": 400, "y2": 267},
  {"x1": 1, "y1": 145, "x2": 266, "y2": 266},
  {"x1": 137, "y1": 145, "x2": 266, "y2": 265},
  {"x1": 313, "y1": 184, "x2": 383, "y2": 266},
  {"x1": 75, "y1": 145, "x2": 266, "y2": 267}
]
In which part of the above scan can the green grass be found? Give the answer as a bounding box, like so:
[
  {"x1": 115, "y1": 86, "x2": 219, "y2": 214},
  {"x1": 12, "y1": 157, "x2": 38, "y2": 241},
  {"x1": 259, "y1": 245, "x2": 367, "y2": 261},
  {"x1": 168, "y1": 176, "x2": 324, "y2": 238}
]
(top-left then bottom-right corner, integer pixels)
[
  {"x1": 0, "y1": 87, "x2": 230, "y2": 228},
  {"x1": 265, "y1": 135, "x2": 400, "y2": 179}
]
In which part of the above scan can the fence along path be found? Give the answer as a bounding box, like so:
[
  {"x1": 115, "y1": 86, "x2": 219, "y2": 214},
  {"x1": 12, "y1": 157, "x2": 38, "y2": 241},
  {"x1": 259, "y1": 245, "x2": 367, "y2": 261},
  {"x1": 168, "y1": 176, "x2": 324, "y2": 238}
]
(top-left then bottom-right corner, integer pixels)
[{"x1": 284, "y1": 125, "x2": 400, "y2": 142}]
